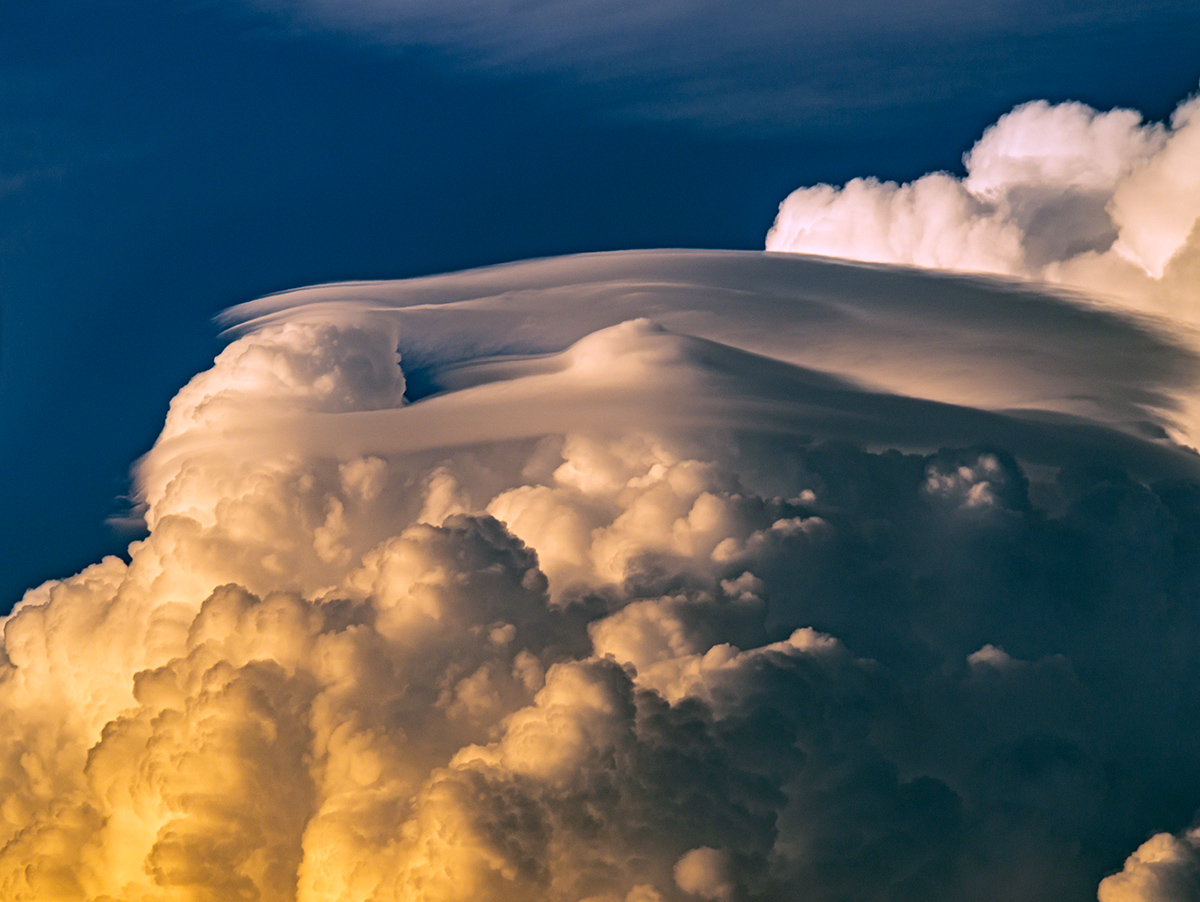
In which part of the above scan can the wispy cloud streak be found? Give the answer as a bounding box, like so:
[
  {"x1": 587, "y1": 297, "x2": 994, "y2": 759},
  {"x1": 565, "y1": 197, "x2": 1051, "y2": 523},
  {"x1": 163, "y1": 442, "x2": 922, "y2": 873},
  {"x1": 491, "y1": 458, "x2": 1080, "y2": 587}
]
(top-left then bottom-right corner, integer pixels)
[{"x1": 241, "y1": 0, "x2": 1200, "y2": 127}]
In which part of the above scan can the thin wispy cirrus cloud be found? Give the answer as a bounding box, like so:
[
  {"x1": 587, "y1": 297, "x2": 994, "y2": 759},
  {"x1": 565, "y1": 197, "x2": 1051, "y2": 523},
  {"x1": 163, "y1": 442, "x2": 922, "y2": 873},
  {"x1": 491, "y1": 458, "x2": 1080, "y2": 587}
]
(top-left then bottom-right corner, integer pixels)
[{"x1": 244, "y1": 0, "x2": 1200, "y2": 127}]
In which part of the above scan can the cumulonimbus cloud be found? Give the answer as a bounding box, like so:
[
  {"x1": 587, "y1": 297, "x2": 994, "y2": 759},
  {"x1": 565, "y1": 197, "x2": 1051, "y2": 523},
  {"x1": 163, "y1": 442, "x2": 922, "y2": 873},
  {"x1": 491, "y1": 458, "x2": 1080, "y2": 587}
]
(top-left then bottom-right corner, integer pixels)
[{"x1": 7, "y1": 98, "x2": 1200, "y2": 899}]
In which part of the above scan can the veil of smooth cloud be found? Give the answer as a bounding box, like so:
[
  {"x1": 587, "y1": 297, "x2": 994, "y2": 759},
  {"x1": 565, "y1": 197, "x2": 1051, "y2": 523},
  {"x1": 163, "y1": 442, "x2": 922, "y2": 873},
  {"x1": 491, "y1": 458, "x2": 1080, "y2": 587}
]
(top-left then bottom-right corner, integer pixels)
[
  {"x1": 247, "y1": 0, "x2": 1196, "y2": 66},
  {"x1": 7, "y1": 233, "x2": 1200, "y2": 900},
  {"x1": 239, "y1": 0, "x2": 1199, "y2": 128},
  {"x1": 767, "y1": 87, "x2": 1200, "y2": 319}
]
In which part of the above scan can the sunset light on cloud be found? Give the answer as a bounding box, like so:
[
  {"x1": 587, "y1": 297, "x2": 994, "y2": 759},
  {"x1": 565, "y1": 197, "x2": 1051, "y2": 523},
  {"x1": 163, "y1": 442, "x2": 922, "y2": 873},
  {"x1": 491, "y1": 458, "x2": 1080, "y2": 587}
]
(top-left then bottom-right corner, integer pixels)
[
  {"x1": 768, "y1": 91, "x2": 1200, "y2": 318},
  {"x1": 2, "y1": 3, "x2": 1200, "y2": 901}
]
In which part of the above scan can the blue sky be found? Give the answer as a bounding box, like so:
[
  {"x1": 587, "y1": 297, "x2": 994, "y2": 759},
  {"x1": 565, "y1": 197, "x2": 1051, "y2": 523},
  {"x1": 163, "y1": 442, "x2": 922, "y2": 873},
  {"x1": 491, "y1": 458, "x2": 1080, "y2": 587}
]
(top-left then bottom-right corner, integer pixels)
[{"x1": 2, "y1": 0, "x2": 1199, "y2": 610}]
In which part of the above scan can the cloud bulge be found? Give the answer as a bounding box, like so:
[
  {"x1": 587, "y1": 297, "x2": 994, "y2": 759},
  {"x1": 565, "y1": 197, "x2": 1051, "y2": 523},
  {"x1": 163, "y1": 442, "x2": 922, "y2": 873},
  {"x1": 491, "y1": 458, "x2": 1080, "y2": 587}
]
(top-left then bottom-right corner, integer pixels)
[
  {"x1": 767, "y1": 87, "x2": 1200, "y2": 319},
  {"x1": 6, "y1": 91, "x2": 1200, "y2": 901}
]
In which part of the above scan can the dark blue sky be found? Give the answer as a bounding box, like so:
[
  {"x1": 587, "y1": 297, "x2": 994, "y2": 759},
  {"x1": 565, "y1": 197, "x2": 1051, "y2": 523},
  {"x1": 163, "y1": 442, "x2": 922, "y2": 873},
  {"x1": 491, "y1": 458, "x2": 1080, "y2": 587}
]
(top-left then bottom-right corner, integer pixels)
[{"x1": 2, "y1": 0, "x2": 1198, "y2": 610}]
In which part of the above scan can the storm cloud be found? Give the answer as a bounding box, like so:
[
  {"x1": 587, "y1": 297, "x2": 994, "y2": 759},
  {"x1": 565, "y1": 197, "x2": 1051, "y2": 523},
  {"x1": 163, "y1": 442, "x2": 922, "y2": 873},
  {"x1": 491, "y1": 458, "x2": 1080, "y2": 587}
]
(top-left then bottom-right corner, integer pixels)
[{"x1": 4, "y1": 218, "x2": 1200, "y2": 900}]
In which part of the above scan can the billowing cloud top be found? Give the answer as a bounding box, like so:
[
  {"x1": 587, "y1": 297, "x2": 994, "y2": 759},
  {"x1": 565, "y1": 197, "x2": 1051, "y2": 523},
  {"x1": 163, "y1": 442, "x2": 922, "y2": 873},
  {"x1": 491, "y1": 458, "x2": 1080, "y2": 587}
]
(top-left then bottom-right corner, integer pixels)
[
  {"x1": 768, "y1": 88, "x2": 1200, "y2": 319},
  {"x1": 6, "y1": 95, "x2": 1200, "y2": 901}
]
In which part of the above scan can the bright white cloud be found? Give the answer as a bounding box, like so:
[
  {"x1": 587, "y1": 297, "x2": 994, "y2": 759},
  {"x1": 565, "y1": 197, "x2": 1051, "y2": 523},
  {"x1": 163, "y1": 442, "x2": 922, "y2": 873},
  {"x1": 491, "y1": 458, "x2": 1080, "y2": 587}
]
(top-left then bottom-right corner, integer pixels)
[{"x1": 767, "y1": 88, "x2": 1200, "y2": 319}]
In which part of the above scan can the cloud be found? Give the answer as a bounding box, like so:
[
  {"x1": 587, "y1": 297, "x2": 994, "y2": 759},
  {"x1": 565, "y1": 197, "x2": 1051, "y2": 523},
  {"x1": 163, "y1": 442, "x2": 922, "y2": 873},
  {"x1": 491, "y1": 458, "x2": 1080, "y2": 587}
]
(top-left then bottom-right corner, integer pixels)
[
  {"x1": 6, "y1": 232, "x2": 1200, "y2": 893},
  {"x1": 238, "y1": 0, "x2": 1200, "y2": 128},
  {"x1": 674, "y1": 847, "x2": 735, "y2": 901},
  {"x1": 767, "y1": 88, "x2": 1200, "y2": 318},
  {"x1": 1099, "y1": 829, "x2": 1200, "y2": 902}
]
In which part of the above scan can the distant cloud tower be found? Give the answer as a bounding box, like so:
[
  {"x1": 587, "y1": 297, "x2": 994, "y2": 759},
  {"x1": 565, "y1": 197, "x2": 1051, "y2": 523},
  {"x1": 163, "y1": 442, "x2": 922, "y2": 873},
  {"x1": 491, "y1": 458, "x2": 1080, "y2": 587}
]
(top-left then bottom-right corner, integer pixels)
[{"x1": 768, "y1": 87, "x2": 1200, "y2": 320}]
